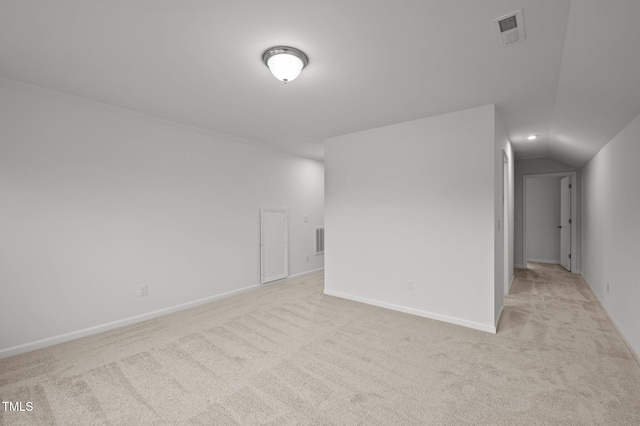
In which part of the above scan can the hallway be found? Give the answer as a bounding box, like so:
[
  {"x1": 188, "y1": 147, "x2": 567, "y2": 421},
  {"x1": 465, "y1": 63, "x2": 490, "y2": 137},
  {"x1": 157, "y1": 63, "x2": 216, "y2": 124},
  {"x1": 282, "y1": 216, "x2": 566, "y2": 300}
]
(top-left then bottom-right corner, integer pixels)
[{"x1": 499, "y1": 263, "x2": 639, "y2": 423}]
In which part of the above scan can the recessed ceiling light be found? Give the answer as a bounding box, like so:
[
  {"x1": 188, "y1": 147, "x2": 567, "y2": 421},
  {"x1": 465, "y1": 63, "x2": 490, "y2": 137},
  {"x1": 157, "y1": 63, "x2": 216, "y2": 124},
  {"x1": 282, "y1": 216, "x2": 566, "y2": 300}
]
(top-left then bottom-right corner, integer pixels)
[
  {"x1": 262, "y1": 46, "x2": 309, "y2": 84},
  {"x1": 527, "y1": 135, "x2": 538, "y2": 140}
]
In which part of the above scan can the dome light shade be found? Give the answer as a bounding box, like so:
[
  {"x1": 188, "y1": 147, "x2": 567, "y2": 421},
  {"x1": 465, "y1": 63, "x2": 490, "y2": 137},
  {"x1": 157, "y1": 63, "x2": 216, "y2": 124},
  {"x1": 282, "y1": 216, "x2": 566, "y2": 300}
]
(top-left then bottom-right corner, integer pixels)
[{"x1": 263, "y1": 46, "x2": 308, "y2": 83}]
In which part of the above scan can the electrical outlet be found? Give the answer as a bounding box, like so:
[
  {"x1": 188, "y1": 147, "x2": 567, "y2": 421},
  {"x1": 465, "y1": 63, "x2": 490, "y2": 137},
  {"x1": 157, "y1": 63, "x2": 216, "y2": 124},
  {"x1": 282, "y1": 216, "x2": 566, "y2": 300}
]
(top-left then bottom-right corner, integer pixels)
[
  {"x1": 306, "y1": 254, "x2": 310, "y2": 262},
  {"x1": 408, "y1": 280, "x2": 414, "y2": 291},
  {"x1": 303, "y1": 215, "x2": 309, "y2": 223},
  {"x1": 139, "y1": 285, "x2": 148, "y2": 297},
  {"x1": 607, "y1": 282, "x2": 610, "y2": 294}
]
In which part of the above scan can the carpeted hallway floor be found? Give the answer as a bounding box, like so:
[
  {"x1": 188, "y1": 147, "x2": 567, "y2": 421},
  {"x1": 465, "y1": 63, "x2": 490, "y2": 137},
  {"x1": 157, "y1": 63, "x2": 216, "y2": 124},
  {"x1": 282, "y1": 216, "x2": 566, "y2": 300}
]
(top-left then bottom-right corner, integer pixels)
[{"x1": 1, "y1": 263, "x2": 639, "y2": 425}]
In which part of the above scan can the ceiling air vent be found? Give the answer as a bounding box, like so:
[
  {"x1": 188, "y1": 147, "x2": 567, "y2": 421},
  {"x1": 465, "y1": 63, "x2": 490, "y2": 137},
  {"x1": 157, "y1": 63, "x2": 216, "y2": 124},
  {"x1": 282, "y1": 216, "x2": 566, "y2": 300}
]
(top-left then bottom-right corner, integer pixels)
[{"x1": 493, "y1": 9, "x2": 525, "y2": 47}]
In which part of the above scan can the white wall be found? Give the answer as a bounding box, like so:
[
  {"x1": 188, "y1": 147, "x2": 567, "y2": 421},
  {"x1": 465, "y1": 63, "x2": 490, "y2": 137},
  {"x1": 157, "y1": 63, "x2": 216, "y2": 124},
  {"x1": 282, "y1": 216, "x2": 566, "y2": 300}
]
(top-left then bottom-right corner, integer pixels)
[
  {"x1": 0, "y1": 80, "x2": 324, "y2": 357},
  {"x1": 581, "y1": 111, "x2": 640, "y2": 357},
  {"x1": 325, "y1": 105, "x2": 498, "y2": 332},
  {"x1": 514, "y1": 159, "x2": 577, "y2": 267},
  {"x1": 525, "y1": 177, "x2": 561, "y2": 263}
]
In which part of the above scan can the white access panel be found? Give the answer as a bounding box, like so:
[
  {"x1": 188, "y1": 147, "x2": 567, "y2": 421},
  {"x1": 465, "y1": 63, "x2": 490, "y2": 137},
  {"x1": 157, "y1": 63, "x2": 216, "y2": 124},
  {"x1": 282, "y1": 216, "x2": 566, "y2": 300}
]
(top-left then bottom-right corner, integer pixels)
[{"x1": 260, "y1": 208, "x2": 288, "y2": 284}]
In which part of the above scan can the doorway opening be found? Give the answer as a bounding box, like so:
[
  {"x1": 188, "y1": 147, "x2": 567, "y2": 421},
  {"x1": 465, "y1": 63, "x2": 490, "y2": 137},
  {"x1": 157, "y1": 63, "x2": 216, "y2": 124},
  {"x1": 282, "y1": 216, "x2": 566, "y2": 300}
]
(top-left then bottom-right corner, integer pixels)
[{"x1": 522, "y1": 172, "x2": 579, "y2": 273}]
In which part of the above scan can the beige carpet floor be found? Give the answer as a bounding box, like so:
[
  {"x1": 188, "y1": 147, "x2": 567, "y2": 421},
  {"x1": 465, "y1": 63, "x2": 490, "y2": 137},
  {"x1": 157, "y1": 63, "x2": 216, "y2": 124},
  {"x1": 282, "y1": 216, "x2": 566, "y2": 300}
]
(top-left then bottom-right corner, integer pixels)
[{"x1": 1, "y1": 263, "x2": 639, "y2": 425}]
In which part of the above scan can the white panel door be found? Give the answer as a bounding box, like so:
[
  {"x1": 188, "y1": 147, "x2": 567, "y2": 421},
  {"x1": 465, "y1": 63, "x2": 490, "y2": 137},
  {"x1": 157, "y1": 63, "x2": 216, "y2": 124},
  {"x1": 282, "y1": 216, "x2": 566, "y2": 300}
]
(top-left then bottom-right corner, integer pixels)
[
  {"x1": 560, "y1": 177, "x2": 571, "y2": 271},
  {"x1": 260, "y1": 209, "x2": 288, "y2": 284}
]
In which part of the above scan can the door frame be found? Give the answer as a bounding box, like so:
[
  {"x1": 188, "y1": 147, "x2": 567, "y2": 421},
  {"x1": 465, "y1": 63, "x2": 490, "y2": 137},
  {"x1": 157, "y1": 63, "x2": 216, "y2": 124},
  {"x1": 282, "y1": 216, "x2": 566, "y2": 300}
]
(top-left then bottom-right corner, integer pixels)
[
  {"x1": 559, "y1": 176, "x2": 572, "y2": 271},
  {"x1": 502, "y1": 151, "x2": 511, "y2": 296},
  {"x1": 522, "y1": 171, "x2": 579, "y2": 273}
]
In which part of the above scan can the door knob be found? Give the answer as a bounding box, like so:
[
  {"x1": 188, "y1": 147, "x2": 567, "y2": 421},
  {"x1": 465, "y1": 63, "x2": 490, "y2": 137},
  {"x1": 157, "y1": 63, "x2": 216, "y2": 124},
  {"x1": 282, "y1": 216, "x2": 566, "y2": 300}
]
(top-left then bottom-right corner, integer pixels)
[{"x1": 557, "y1": 225, "x2": 562, "y2": 228}]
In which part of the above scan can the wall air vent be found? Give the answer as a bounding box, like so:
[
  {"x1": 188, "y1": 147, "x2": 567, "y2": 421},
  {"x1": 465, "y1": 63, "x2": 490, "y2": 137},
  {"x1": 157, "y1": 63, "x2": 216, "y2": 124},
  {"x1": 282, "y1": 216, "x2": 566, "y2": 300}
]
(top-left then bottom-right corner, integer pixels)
[
  {"x1": 315, "y1": 227, "x2": 324, "y2": 254},
  {"x1": 493, "y1": 9, "x2": 525, "y2": 47}
]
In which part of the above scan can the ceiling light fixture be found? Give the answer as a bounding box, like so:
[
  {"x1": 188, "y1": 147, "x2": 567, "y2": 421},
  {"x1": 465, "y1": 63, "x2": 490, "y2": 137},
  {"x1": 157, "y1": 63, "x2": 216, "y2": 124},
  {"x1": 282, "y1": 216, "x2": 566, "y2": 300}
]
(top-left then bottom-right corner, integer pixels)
[
  {"x1": 527, "y1": 135, "x2": 538, "y2": 140},
  {"x1": 262, "y1": 46, "x2": 308, "y2": 84}
]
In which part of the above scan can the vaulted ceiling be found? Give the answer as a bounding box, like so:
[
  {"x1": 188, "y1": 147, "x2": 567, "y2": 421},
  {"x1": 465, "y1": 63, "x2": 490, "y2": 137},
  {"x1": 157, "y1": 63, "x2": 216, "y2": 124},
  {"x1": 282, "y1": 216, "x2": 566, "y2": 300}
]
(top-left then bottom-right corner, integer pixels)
[{"x1": 1, "y1": 1, "x2": 639, "y2": 168}]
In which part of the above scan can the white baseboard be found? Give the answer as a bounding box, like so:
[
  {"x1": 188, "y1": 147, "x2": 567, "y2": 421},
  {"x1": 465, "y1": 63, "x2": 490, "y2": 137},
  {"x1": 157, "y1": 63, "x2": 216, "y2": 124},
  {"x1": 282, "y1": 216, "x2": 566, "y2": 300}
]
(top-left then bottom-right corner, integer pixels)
[
  {"x1": 527, "y1": 259, "x2": 560, "y2": 265},
  {"x1": 323, "y1": 289, "x2": 496, "y2": 334},
  {"x1": 0, "y1": 283, "x2": 255, "y2": 359},
  {"x1": 496, "y1": 305, "x2": 505, "y2": 329},
  {"x1": 581, "y1": 275, "x2": 640, "y2": 368},
  {"x1": 288, "y1": 267, "x2": 324, "y2": 280},
  {"x1": 0, "y1": 268, "x2": 325, "y2": 360},
  {"x1": 514, "y1": 264, "x2": 527, "y2": 269},
  {"x1": 259, "y1": 268, "x2": 325, "y2": 287}
]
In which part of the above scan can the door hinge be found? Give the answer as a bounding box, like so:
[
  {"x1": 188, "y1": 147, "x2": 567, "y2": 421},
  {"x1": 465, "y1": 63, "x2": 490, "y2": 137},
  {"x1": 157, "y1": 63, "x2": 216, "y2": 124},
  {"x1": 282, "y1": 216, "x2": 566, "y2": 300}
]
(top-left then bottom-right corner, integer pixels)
[
  {"x1": 569, "y1": 219, "x2": 572, "y2": 224},
  {"x1": 569, "y1": 254, "x2": 572, "y2": 259},
  {"x1": 569, "y1": 184, "x2": 572, "y2": 189}
]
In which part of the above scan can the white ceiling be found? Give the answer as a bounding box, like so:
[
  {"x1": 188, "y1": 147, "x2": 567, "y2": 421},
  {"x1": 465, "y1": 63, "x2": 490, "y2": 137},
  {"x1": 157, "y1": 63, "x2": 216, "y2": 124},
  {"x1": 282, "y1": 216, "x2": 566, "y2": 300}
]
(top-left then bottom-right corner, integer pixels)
[{"x1": 1, "y1": 1, "x2": 639, "y2": 168}]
